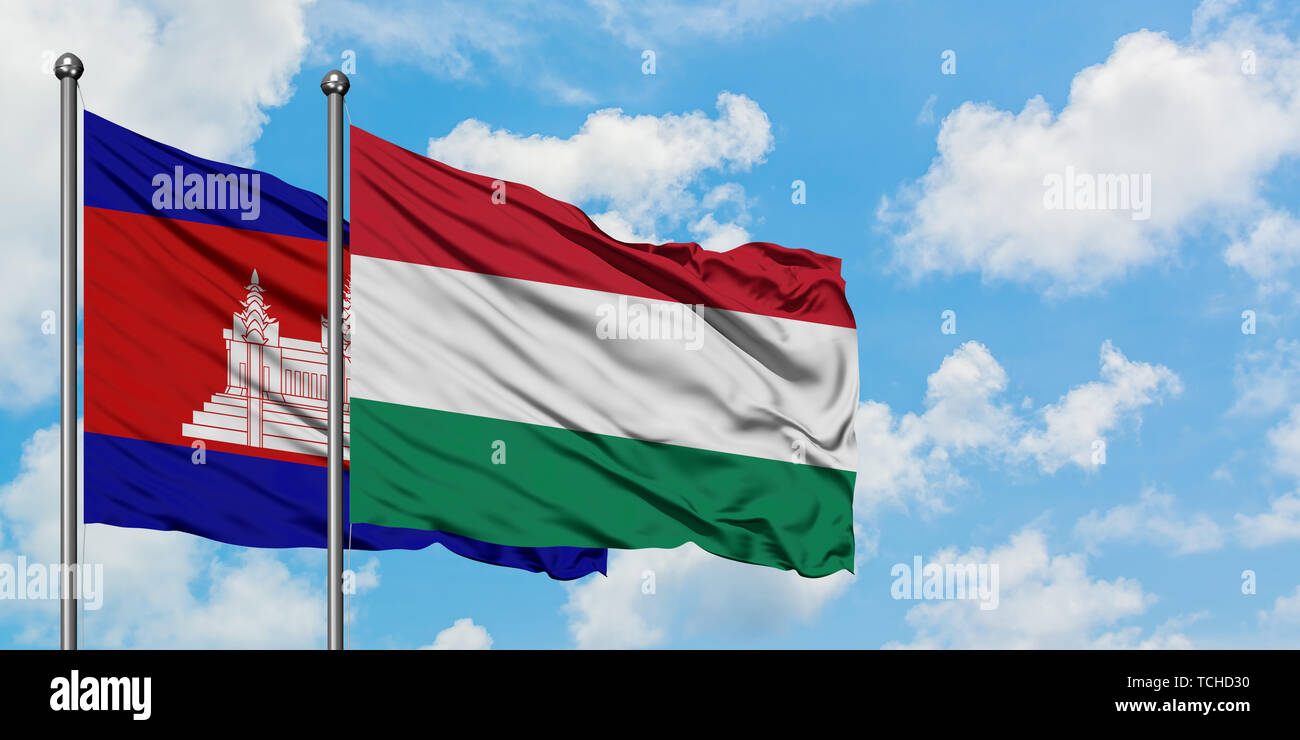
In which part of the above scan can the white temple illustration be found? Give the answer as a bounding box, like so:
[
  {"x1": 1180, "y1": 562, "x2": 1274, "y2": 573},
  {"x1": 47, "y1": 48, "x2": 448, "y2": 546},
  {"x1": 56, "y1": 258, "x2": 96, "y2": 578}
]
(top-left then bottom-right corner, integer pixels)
[{"x1": 182, "y1": 269, "x2": 351, "y2": 459}]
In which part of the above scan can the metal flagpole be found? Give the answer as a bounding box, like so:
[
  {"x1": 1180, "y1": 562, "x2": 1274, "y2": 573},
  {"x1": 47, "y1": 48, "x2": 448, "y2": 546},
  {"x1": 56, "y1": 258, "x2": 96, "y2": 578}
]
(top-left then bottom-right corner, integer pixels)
[
  {"x1": 54, "y1": 52, "x2": 84, "y2": 652},
  {"x1": 321, "y1": 69, "x2": 350, "y2": 650}
]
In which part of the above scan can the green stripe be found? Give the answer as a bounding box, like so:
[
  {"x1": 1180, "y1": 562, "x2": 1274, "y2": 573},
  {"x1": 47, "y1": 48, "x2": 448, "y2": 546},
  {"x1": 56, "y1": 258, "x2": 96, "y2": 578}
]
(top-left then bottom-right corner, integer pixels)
[{"x1": 351, "y1": 398, "x2": 855, "y2": 577}]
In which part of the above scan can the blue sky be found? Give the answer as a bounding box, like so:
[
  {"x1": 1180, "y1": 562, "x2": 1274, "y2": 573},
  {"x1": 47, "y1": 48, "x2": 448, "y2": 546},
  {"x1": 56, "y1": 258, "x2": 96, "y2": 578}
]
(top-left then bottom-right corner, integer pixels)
[{"x1": 3, "y1": 0, "x2": 1300, "y2": 648}]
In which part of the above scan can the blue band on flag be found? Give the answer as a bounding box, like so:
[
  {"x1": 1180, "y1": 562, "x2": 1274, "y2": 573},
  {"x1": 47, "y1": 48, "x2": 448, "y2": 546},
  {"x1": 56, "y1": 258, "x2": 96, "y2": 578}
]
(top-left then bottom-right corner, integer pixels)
[
  {"x1": 84, "y1": 432, "x2": 606, "y2": 580},
  {"x1": 84, "y1": 110, "x2": 347, "y2": 243}
]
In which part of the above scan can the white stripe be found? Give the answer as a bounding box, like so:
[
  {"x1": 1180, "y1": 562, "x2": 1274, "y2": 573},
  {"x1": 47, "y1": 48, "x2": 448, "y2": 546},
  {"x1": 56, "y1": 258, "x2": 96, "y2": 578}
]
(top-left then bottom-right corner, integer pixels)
[{"x1": 351, "y1": 256, "x2": 858, "y2": 471}]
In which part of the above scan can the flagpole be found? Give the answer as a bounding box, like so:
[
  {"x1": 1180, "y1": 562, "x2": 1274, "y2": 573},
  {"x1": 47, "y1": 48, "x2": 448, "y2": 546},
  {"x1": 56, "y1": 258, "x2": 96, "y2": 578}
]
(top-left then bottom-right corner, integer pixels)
[
  {"x1": 321, "y1": 69, "x2": 349, "y2": 651},
  {"x1": 54, "y1": 52, "x2": 83, "y2": 652}
]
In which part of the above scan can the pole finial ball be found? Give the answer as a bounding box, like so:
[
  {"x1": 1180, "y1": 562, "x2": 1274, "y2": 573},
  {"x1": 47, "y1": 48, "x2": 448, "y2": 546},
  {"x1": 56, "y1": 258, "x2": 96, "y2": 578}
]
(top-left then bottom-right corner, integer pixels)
[
  {"x1": 53, "y1": 52, "x2": 84, "y2": 80},
  {"x1": 320, "y1": 70, "x2": 350, "y2": 97}
]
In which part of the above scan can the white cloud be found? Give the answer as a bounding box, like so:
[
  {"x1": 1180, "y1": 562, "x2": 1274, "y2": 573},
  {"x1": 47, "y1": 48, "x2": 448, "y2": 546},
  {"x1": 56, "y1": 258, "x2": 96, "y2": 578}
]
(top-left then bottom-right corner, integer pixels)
[
  {"x1": 1235, "y1": 492, "x2": 1300, "y2": 547},
  {"x1": 1224, "y1": 210, "x2": 1300, "y2": 296},
  {"x1": 1266, "y1": 405, "x2": 1300, "y2": 480},
  {"x1": 854, "y1": 342, "x2": 1013, "y2": 517},
  {"x1": 427, "y1": 92, "x2": 772, "y2": 239},
  {"x1": 689, "y1": 183, "x2": 754, "y2": 250},
  {"x1": 153, "y1": 550, "x2": 323, "y2": 649},
  {"x1": 1, "y1": 0, "x2": 313, "y2": 408},
  {"x1": 879, "y1": 12, "x2": 1300, "y2": 294},
  {"x1": 1015, "y1": 341, "x2": 1182, "y2": 473},
  {"x1": 308, "y1": 2, "x2": 610, "y2": 107},
  {"x1": 1092, "y1": 613, "x2": 1201, "y2": 650},
  {"x1": 920, "y1": 341, "x2": 1018, "y2": 452},
  {"x1": 539, "y1": 75, "x2": 599, "y2": 106},
  {"x1": 350, "y1": 556, "x2": 381, "y2": 592},
  {"x1": 310, "y1": 0, "x2": 528, "y2": 80},
  {"x1": 0, "y1": 423, "x2": 325, "y2": 648},
  {"x1": 853, "y1": 400, "x2": 958, "y2": 516},
  {"x1": 587, "y1": 211, "x2": 661, "y2": 244},
  {"x1": 1075, "y1": 488, "x2": 1224, "y2": 555},
  {"x1": 689, "y1": 213, "x2": 753, "y2": 252},
  {"x1": 1259, "y1": 585, "x2": 1300, "y2": 627},
  {"x1": 588, "y1": 0, "x2": 869, "y2": 46},
  {"x1": 421, "y1": 618, "x2": 493, "y2": 650},
  {"x1": 1231, "y1": 339, "x2": 1300, "y2": 416},
  {"x1": 886, "y1": 529, "x2": 1181, "y2": 649},
  {"x1": 563, "y1": 543, "x2": 854, "y2": 649},
  {"x1": 916, "y1": 93, "x2": 938, "y2": 126},
  {"x1": 1229, "y1": 409, "x2": 1300, "y2": 547},
  {"x1": 856, "y1": 341, "x2": 1180, "y2": 516}
]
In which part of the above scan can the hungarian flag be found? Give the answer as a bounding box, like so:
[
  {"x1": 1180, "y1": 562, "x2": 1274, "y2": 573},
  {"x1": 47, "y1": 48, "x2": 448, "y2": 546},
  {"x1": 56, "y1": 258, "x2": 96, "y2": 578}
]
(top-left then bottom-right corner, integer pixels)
[
  {"x1": 81, "y1": 111, "x2": 606, "y2": 579},
  {"x1": 349, "y1": 127, "x2": 858, "y2": 577}
]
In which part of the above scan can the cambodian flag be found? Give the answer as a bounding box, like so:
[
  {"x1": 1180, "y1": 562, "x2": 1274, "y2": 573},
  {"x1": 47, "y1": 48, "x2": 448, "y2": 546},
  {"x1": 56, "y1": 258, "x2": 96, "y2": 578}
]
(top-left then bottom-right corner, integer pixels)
[{"x1": 82, "y1": 111, "x2": 606, "y2": 579}]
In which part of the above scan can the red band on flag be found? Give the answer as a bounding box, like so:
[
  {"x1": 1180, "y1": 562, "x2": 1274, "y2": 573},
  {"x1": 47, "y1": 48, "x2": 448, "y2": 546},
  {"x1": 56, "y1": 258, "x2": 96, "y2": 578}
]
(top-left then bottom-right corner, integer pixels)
[
  {"x1": 350, "y1": 126, "x2": 855, "y2": 329},
  {"x1": 84, "y1": 205, "x2": 340, "y2": 468}
]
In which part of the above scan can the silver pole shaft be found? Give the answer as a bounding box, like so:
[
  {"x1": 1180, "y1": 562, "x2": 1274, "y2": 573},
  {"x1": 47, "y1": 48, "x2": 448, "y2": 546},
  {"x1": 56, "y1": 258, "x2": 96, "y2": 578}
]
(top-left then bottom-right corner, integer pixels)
[
  {"x1": 55, "y1": 53, "x2": 84, "y2": 652},
  {"x1": 321, "y1": 70, "x2": 349, "y2": 651}
]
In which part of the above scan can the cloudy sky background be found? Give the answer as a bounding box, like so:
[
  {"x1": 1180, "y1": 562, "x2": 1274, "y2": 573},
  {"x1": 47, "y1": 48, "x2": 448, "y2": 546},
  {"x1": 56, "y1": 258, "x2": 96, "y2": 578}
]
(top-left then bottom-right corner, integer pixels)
[{"x1": 2, "y1": 0, "x2": 1299, "y2": 648}]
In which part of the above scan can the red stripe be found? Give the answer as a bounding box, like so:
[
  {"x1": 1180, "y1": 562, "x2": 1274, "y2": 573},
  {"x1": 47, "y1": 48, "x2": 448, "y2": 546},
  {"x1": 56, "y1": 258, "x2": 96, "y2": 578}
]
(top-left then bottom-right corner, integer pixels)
[
  {"x1": 84, "y1": 206, "x2": 341, "y2": 470},
  {"x1": 350, "y1": 126, "x2": 855, "y2": 328}
]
